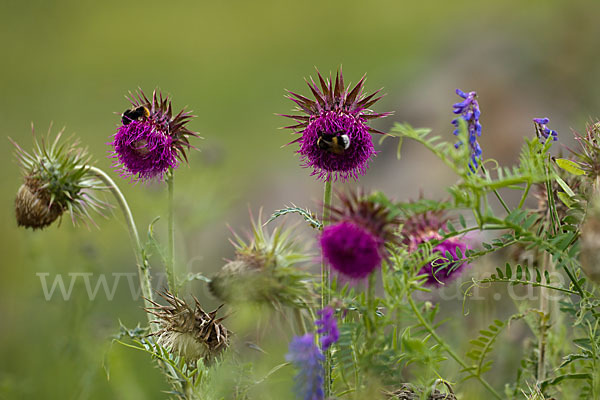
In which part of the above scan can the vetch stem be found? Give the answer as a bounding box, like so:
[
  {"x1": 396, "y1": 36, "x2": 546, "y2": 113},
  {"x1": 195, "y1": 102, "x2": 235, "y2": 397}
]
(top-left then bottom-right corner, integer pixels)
[
  {"x1": 321, "y1": 179, "x2": 333, "y2": 399},
  {"x1": 407, "y1": 293, "x2": 501, "y2": 399},
  {"x1": 88, "y1": 166, "x2": 155, "y2": 329}
]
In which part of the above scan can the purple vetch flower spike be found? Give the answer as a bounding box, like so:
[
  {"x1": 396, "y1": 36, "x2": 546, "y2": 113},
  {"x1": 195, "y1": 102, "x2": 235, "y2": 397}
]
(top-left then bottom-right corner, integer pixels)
[
  {"x1": 451, "y1": 89, "x2": 482, "y2": 170},
  {"x1": 110, "y1": 89, "x2": 200, "y2": 182},
  {"x1": 286, "y1": 334, "x2": 325, "y2": 400},
  {"x1": 401, "y1": 209, "x2": 471, "y2": 286},
  {"x1": 320, "y1": 190, "x2": 401, "y2": 279},
  {"x1": 281, "y1": 67, "x2": 392, "y2": 182},
  {"x1": 533, "y1": 117, "x2": 558, "y2": 143},
  {"x1": 315, "y1": 306, "x2": 339, "y2": 350}
]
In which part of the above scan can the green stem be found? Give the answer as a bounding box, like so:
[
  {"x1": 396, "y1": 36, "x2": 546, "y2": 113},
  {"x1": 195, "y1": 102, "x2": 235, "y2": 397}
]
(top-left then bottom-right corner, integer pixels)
[
  {"x1": 88, "y1": 166, "x2": 155, "y2": 329},
  {"x1": 366, "y1": 270, "x2": 376, "y2": 337},
  {"x1": 518, "y1": 182, "x2": 532, "y2": 209},
  {"x1": 166, "y1": 168, "x2": 176, "y2": 294},
  {"x1": 321, "y1": 179, "x2": 333, "y2": 399},
  {"x1": 407, "y1": 293, "x2": 502, "y2": 399}
]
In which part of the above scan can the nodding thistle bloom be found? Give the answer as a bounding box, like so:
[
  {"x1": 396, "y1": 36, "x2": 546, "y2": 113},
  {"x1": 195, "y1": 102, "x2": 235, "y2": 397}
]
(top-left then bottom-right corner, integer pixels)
[
  {"x1": 320, "y1": 191, "x2": 400, "y2": 279},
  {"x1": 452, "y1": 89, "x2": 482, "y2": 170},
  {"x1": 315, "y1": 306, "x2": 339, "y2": 351},
  {"x1": 11, "y1": 125, "x2": 107, "y2": 229},
  {"x1": 110, "y1": 89, "x2": 199, "y2": 182},
  {"x1": 533, "y1": 117, "x2": 558, "y2": 143},
  {"x1": 401, "y1": 210, "x2": 470, "y2": 286},
  {"x1": 147, "y1": 291, "x2": 230, "y2": 364},
  {"x1": 208, "y1": 212, "x2": 311, "y2": 307},
  {"x1": 282, "y1": 68, "x2": 391, "y2": 182},
  {"x1": 286, "y1": 333, "x2": 324, "y2": 400}
]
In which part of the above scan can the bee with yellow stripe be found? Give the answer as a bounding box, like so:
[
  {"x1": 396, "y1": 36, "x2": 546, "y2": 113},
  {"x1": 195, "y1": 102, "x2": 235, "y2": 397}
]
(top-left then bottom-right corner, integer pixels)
[
  {"x1": 121, "y1": 105, "x2": 150, "y2": 125},
  {"x1": 317, "y1": 129, "x2": 350, "y2": 155}
]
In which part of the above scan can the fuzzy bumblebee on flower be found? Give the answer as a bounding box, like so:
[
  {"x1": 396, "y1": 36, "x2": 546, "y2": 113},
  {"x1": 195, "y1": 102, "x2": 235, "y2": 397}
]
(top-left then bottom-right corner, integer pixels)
[
  {"x1": 110, "y1": 89, "x2": 200, "y2": 182},
  {"x1": 11, "y1": 124, "x2": 107, "y2": 229},
  {"x1": 281, "y1": 68, "x2": 391, "y2": 182}
]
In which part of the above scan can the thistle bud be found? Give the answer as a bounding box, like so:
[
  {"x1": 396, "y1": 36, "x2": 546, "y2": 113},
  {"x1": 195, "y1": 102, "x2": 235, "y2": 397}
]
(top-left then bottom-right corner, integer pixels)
[
  {"x1": 209, "y1": 214, "x2": 311, "y2": 307},
  {"x1": 11, "y1": 125, "x2": 107, "y2": 229}
]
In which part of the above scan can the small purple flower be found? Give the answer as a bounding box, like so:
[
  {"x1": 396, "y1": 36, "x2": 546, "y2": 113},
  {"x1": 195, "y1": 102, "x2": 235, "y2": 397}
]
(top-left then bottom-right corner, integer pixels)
[
  {"x1": 286, "y1": 334, "x2": 324, "y2": 400},
  {"x1": 320, "y1": 191, "x2": 400, "y2": 279},
  {"x1": 315, "y1": 306, "x2": 339, "y2": 350},
  {"x1": 452, "y1": 89, "x2": 482, "y2": 170},
  {"x1": 401, "y1": 210, "x2": 471, "y2": 286},
  {"x1": 110, "y1": 89, "x2": 199, "y2": 182},
  {"x1": 282, "y1": 68, "x2": 391, "y2": 182},
  {"x1": 533, "y1": 117, "x2": 558, "y2": 143},
  {"x1": 417, "y1": 235, "x2": 470, "y2": 286}
]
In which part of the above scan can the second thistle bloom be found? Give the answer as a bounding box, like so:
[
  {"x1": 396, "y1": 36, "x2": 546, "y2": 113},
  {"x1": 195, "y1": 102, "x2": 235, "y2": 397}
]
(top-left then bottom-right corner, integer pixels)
[
  {"x1": 282, "y1": 68, "x2": 391, "y2": 181},
  {"x1": 402, "y1": 210, "x2": 470, "y2": 286},
  {"x1": 320, "y1": 191, "x2": 400, "y2": 279},
  {"x1": 452, "y1": 89, "x2": 482, "y2": 170},
  {"x1": 110, "y1": 90, "x2": 199, "y2": 182}
]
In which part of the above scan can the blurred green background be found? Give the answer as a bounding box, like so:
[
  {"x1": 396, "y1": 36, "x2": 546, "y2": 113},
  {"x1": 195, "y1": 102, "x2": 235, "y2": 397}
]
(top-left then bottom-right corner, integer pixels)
[{"x1": 2, "y1": 0, "x2": 600, "y2": 398}]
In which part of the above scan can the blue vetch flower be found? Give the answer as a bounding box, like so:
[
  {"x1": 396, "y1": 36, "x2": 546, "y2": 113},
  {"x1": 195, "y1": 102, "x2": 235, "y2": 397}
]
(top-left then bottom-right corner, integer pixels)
[
  {"x1": 286, "y1": 334, "x2": 325, "y2": 400},
  {"x1": 452, "y1": 89, "x2": 482, "y2": 170},
  {"x1": 315, "y1": 306, "x2": 339, "y2": 350},
  {"x1": 533, "y1": 117, "x2": 558, "y2": 143}
]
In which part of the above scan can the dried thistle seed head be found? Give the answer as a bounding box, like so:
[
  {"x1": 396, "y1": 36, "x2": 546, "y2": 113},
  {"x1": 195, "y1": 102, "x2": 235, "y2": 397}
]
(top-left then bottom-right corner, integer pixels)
[
  {"x1": 147, "y1": 291, "x2": 230, "y2": 363},
  {"x1": 580, "y1": 198, "x2": 600, "y2": 284},
  {"x1": 282, "y1": 67, "x2": 391, "y2": 182},
  {"x1": 15, "y1": 176, "x2": 64, "y2": 229},
  {"x1": 209, "y1": 213, "x2": 311, "y2": 307},
  {"x1": 11, "y1": 125, "x2": 107, "y2": 229},
  {"x1": 110, "y1": 89, "x2": 200, "y2": 182}
]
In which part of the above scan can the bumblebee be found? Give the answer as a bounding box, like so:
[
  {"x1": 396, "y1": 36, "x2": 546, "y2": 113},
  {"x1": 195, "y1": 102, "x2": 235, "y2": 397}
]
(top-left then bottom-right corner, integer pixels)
[
  {"x1": 317, "y1": 130, "x2": 350, "y2": 155},
  {"x1": 121, "y1": 105, "x2": 150, "y2": 125}
]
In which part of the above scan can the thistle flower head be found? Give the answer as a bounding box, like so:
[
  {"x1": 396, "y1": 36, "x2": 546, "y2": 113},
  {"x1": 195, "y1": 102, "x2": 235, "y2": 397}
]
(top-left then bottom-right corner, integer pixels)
[
  {"x1": 147, "y1": 291, "x2": 230, "y2": 364},
  {"x1": 315, "y1": 306, "x2": 339, "y2": 350},
  {"x1": 286, "y1": 333, "x2": 324, "y2": 400},
  {"x1": 401, "y1": 210, "x2": 470, "y2": 286},
  {"x1": 452, "y1": 89, "x2": 482, "y2": 170},
  {"x1": 110, "y1": 89, "x2": 199, "y2": 182},
  {"x1": 282, "y1": 68, "x2": 391, "y2": 182},
  {"x1": 320, "y1": 191, "x2": 400, "y2": 279},
  {"x1": 11, "y1": 125, "x2": 107, "y2": 229},
  {"x1": 209, "y1": 212, "x2": 311, "y2": 307},
  {"x1": 533, "y1": 117, "x2": 558, "y2": 143}
]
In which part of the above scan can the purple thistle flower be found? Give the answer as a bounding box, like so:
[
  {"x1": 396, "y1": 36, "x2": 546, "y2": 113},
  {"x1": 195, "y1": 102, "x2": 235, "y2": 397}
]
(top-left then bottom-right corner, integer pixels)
[
  {"x1": 282, "y1": 68, "x2": 391, "y2": 182},
  {"x1": 286, "y1": 333, "x2": 324, "y2": 400},
  {"x1": 110, "y1": 89, "x2": 199, "y2": 182},
  {"x1": 533, "y1": 117, "x2": 558, "y2": 143},
  {"x1": 320, "y1": 191, "x2": 401, "y2": 279},
  {"x1": 401, "y1": 210, "x2": 471, "y2": 286},
  {"x1": 315, "y1": 306, "x2": 339, "y2": 350},
  {"x1": 452, "y1": 89, "x2": 482, "y2": 170},
  {"x1": 417, "y1": 234, "x2": 470, "y2": 287}
]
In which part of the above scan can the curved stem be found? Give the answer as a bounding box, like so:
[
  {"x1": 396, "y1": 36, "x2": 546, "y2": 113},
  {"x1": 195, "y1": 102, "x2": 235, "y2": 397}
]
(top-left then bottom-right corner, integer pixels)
[
  {"x1": 321, "y1": 179, "x2": 333, "y2": 398},
  {"x1": 166, "y1": 168, "x2": 176, "y2": 294},
  {"x1": 407, "y1": 293, "x2": 501, "y2": 399},
  {"x1": 87, "y1": 166, "x2": 155, "y2": 328}
]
